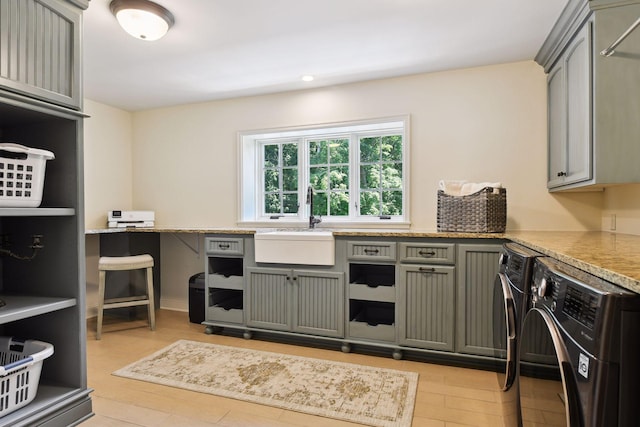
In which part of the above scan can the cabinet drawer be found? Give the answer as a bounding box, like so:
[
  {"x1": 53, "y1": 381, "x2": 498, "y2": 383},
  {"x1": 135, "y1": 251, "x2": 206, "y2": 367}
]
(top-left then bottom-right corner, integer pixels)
[
  {"x1": 349, "y1": 283, "x2": 396, "y2": 302},
  {"x1": 207, "y1": 289, "x2": 243, "y2": 324},
  {"x1": 207, "y1": 306, "x2": 244, "y2": 324},
  {"x1": 399, "y1": 242, "x2": 455, "y2": 264},
  {"x1": 347, "y1": 241, "x2": 396, "y2": 261},
  {"x1": 208, "y1": 274, "x2": 244, "y2": 290},
  {"x1": 206, "y1": 237, "x2": 244, "y2": 255},
  {"x1": 348, "y1": 300, "x2": 395, "y2": 342},
  {"x1": 349, "y1": 322, "x2": 396, "y2": 342}
]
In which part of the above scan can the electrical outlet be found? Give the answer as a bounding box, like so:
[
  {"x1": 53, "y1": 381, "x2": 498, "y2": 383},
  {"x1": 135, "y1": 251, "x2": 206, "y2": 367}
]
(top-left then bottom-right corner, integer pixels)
[
  {"x1": 30, "y1": 235, "x2": 44, "y2": 249},
  {"x1": 610, "y1": 214, "x2": 617, "y2": 231}
]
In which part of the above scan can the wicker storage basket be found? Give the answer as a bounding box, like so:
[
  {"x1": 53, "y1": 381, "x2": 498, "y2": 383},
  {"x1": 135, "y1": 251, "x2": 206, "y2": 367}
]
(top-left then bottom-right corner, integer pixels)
[{"x1": 437, "y1": 187, "x2": 506, "y2": 233}]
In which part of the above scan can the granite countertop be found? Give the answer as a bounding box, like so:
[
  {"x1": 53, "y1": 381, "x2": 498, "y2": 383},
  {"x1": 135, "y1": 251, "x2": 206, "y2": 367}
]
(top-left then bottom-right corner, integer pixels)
[
  {"x1": 506, "y1": 231, "x2": 640, "y2": 293},
  {"x1": 85, "y1": 227, "x2": 640, "y2": 294}
]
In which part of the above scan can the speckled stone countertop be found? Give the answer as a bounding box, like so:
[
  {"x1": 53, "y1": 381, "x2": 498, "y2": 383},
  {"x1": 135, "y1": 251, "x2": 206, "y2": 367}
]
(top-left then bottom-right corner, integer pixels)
[
  {"x1": 86, "y1": 227, "x2": 640, "y2": 293},
  {"x1": 506, "y1": 231, "x2": 640, "y2": 293}
]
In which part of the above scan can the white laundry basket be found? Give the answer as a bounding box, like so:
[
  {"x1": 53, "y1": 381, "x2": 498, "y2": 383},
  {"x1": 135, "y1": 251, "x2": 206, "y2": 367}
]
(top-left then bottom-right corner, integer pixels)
[
  {"x1": 0, "y1": 143, "x2": 55, "y2": 208},
  {"x1": 0, "y1": 337, "x2": 54, "y2": 417}
]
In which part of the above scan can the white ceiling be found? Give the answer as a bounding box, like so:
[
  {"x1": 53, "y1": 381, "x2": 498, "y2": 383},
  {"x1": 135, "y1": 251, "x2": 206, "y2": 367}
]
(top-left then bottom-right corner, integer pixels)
[{"x1": 82, "y1": 0, "x2": 569, "y2": 112}]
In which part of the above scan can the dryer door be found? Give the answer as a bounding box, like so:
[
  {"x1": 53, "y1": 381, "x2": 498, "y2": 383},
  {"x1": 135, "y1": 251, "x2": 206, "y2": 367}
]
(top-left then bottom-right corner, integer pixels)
[
  {"x1": 493, "y1": 272, "x2": 516, "y2": 391},
  {"x1": 519, "y1": 308, "x2": 582, "y2": 427}
]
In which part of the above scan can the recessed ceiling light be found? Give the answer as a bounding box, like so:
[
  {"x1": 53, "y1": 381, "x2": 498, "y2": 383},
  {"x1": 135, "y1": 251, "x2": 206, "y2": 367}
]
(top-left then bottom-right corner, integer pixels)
[{"x1": 301, "y1": 75, "x2": 314, "y2": 82}]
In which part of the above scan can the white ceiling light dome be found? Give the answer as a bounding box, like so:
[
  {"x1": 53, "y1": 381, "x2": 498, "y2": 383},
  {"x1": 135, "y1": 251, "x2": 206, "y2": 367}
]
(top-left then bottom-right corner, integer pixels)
[{"x1": 110, "y1": 0, "x2": 175, "y2": 41}]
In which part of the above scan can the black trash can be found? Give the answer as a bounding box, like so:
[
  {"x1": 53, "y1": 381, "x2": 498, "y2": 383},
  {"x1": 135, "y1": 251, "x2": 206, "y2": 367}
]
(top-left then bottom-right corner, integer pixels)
[{"x1": 189, "y1": 272, "x2": 205, "y2": 324}]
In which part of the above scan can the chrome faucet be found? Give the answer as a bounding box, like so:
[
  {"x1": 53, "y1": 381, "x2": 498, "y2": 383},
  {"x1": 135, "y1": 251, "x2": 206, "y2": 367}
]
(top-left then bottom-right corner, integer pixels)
[{"x1": 306, "y1": 186, "x2": 322, "y2": 229}]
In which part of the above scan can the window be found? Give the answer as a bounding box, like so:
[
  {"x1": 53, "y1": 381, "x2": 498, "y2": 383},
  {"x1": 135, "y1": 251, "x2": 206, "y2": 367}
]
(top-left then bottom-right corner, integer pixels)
[{"x1": 239, "y1": 116, "x2": 409, "y2": 227}]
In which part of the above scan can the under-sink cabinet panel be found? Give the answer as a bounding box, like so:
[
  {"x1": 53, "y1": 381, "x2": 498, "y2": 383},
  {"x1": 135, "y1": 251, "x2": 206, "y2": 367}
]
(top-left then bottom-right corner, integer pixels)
[
  {"x1": 246, "y1": 267, "x2": 345, "y2": 338},
  {"x1": 246, "y1": 268, "x2": 290, "y2": 331},
  {"x1": 293, "y1": 270, "x2": 344, "y2": 337},
  {"x1": 398, "y1": 265, "x2": 456, "y2": 351}
]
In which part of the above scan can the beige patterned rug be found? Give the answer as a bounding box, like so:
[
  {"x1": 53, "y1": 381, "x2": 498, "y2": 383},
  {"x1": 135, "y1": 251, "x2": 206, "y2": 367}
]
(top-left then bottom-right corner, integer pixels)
[{"x1": 113, "y1": 339, "x2": 418, "y2": 427}]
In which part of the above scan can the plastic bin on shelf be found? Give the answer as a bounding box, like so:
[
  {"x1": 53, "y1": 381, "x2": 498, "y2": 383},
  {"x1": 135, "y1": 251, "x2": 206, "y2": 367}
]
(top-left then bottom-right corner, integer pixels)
[
  {"x1": 0, "y1": 337, "x2": 54, "y2": 417},
  {"x1": 0, "y1": 143, "x2": 55, "y2": 208}
]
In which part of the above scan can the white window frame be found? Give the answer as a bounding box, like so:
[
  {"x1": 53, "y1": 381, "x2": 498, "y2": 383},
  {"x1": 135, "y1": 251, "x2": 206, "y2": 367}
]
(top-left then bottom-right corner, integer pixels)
[{"x1": 237, "y1": 115, "x2": 410, "y2": 228}]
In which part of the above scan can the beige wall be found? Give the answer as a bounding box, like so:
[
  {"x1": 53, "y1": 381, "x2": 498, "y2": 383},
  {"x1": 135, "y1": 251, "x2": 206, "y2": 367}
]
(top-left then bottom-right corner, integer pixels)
[
  {"x1": 601, "y1": 185, "x2": 640, "y2": 235},
  {"x1": 84, "y1": 99, "x2": 135, "y2": 317},
  {"x1": 85, "y1": 60, "x2": 613, "y2": 312},
  {"x1": 130, "y1": 60, "x2": 603, "y2": 231},
  {"x1": 84, "y1": 99, "x2": 135, "y2": 228}
]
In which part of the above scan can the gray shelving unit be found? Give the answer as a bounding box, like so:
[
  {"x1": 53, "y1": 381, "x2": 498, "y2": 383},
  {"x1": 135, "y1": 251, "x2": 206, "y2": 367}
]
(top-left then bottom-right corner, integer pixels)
[{"x1": 0, "y1": 0, "x2": 92, "y2": 425}]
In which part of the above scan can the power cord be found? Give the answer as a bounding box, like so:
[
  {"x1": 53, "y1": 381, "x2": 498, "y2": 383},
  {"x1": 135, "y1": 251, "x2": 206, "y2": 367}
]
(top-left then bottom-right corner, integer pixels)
[{"x1": 0, "y1": 235, "x2": 43, "y2": 261}]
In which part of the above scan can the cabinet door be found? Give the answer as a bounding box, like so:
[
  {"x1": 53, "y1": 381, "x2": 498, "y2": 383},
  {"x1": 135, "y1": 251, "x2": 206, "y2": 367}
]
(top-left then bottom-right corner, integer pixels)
[
  {"x1": 398, "y1": 265, "x2": 455, "y2": 351},
  {"x1": 292, "y1": 270, "x2": 344, "y2": 338},
  {"x1": 564, "y1": 23, "x2": 592, "y2": 186},
  {"x1": 547, "y1": 61, "x2": 566, "y2": 188},
  {"x1": 456, "y1": 244, "x2": 502, "y2": 356},
  {"x1": 246, "y1": 267, "x2": 291, "y2": 331},
  {"x1": 0, "y1": 0, "x2": 82, "y2": 109},
  {"x1": 547, "y1": 22, "x2": 592, "y2": 189}
]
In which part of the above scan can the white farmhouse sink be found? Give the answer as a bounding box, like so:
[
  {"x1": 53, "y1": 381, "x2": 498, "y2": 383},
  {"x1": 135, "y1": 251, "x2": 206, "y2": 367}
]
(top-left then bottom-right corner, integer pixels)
[{"x1": 254, "y1": 230, "x2": 335, "y2": 266}]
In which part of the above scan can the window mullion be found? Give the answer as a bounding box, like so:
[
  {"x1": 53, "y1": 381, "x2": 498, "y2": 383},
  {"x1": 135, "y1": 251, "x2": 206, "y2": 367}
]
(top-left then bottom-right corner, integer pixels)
[
  {"x1": 351, "y1": 132, "x2": 359, "y2": 219},
  {"x1": 300, "y1": 139, "x2": 308, "y2": 221}
]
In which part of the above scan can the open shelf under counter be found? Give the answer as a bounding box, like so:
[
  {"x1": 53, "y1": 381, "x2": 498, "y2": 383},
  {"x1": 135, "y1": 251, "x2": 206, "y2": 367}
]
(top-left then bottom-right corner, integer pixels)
[
  {"x1": 0, "y1": 295, "x2": 77, "y2": 325},
  {"x1": 0, "y1": 384, "x2": 92, "y2": 427},
  {"x1": 0, "y1": 208, "x2": 75, "y2": 217}
]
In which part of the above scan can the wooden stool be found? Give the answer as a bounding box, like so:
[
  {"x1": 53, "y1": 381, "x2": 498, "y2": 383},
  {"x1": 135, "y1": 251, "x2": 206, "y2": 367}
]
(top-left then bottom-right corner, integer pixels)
[{"x1": 97, "y1": 254, "x2": 156, "y2": 340}]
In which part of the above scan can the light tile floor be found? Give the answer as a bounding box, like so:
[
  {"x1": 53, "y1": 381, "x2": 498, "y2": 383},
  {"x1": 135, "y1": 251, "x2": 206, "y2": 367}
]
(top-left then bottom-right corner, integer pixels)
[{"x1": 82, "y1": 310, "x2": 508, "y2": 426}]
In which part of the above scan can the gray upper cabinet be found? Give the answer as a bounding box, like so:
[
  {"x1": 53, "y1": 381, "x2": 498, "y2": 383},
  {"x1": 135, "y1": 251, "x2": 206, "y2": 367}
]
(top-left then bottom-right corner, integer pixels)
[
  {"x1": 0, "y1": 0, "x2": 84, "y2": 109},
  {"x1": 537, "y1": 0, "x2": 640, "y2": 191},
  {"x1": 547, "y1": 23, "x2": 592, "y2": 189}
]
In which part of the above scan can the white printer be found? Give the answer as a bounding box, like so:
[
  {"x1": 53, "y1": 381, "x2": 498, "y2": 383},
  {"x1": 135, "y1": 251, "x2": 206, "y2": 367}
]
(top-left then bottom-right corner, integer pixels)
[{"x1": 108, "y1": 210, "x2": 155, "y2": 228}]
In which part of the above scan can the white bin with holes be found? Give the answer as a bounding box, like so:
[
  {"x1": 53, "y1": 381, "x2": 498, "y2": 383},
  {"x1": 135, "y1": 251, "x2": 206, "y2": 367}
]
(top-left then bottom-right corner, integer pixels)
[
  {"x1": 0, "y1": 337, "x2": 54, "y2": 417},
  {"x1": 0, "y1": 143, "x2": 54, "y2": 208}
]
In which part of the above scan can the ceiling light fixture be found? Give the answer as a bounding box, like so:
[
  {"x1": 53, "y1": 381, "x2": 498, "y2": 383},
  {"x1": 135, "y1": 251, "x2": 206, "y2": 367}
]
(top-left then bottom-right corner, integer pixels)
[
  {"x1": 301, "y1": 75, "x2": 315, "y2": 82},
  {"x1": 110, "y1": 0, "x2": 175, "y2": 41}
]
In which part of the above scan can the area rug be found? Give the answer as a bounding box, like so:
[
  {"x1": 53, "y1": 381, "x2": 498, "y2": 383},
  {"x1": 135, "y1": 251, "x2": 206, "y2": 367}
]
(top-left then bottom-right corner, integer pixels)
[{"x1": 113, "y1": 339, "x2": 418, "y2": 427}]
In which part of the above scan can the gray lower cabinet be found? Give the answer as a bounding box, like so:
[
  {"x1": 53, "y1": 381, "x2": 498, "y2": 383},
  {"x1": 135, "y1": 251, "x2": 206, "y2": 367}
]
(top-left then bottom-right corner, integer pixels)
[
  {"x1": 205, "y1": 237, "x2": 246, "y2": 326},
  {"x1": 455, "y1": 243, "x2": 503, "y2": 356},
  {"x1": 397, "y1": 265, "x2": 456, "y2": 351},
  {"x1": 0, "y1": 0, "x2": 86, "y2": 109},
  {"x1": 347, "y1": 262, "x2": 397, "y2": 343},
  {"x1": 246, "y1": 267, "x2": 344, "y2": 338}
]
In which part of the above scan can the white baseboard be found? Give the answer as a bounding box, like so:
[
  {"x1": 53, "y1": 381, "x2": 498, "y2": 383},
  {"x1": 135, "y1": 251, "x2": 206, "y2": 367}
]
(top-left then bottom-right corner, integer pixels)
[{"x1": 160, "y1": 297, "x2": 188, "y2": 312}]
